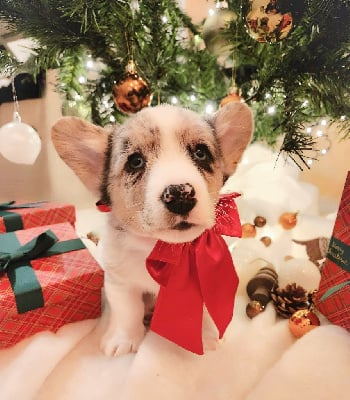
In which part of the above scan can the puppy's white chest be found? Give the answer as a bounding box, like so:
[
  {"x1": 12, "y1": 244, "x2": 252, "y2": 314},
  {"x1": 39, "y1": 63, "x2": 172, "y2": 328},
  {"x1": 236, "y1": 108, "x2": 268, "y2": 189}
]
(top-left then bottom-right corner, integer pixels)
[{"x1": 98, "y1": 224, "x2": 159, "y2": 294}]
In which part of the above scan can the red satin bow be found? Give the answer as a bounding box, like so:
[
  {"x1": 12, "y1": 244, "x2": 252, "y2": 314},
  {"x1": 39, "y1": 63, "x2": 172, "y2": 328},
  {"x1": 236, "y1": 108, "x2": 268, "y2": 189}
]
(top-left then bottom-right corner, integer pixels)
[{"x1": 146, "y1": 193, "x2": 242, "y2": 355}]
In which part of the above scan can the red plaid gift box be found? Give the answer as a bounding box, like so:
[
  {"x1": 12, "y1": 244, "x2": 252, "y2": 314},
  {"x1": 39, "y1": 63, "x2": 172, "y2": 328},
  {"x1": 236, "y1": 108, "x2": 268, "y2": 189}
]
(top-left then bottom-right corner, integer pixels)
[
  {"x1": 314, "y1": 172, "x2": 350, "y2": 331},
  {"x1": 0, "y1": 222, "x2": 104, "y2": 349},
  {"x1": 0, "y1": 201, "x2": 76, "y2": 233}
]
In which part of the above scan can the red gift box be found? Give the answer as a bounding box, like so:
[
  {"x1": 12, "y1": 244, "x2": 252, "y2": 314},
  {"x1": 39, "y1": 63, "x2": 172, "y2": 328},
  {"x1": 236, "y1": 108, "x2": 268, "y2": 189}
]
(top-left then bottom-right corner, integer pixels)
[
  {"x1": 0, "y1": 201, "x2": 76, "y2": 233},
  {"x1": 314, "y1": 172, "x2": 350, "y2": 331},
  {"x1": 0, "y1": 222, "x2": 104, "y2": 349}
]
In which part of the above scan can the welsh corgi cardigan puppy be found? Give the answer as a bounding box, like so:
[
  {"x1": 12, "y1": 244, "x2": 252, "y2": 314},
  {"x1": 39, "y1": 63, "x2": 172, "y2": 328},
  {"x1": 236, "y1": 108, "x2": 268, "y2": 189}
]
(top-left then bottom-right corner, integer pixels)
[{"x1": 52, "y1": 102, "x2": 253, "y2": 356}]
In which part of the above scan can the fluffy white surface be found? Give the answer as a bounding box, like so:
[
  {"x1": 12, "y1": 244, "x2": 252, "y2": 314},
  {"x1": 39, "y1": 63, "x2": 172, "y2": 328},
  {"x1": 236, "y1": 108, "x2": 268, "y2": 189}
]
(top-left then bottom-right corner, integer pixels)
[{"x1": 1, "y1": 144, "x2": 349, "y2": 400}]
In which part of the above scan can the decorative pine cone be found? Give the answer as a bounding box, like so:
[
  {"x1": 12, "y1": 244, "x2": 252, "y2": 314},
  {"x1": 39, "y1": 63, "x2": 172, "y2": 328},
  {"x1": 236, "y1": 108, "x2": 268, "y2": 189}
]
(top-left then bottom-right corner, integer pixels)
[{"x1": 271, "y1": 283, "x2": 309, "y2": 318}]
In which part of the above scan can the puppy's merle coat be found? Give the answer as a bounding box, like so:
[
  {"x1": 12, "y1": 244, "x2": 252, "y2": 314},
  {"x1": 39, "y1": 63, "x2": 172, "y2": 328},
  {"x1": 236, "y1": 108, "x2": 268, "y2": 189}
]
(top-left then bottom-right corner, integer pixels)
[{"x1": 52, "y1": 103, "x2": 253, "y2": 356}]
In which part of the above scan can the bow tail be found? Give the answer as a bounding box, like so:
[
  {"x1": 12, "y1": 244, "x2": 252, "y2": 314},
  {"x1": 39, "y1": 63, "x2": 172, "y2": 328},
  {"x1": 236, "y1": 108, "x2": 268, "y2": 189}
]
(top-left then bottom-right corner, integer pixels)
[
  {"x1": 196, "y1": 232, "x2": 239, "y2": 339},
  {"x1": 149, "y1": 246, "x2": 205, "y2": 355}
]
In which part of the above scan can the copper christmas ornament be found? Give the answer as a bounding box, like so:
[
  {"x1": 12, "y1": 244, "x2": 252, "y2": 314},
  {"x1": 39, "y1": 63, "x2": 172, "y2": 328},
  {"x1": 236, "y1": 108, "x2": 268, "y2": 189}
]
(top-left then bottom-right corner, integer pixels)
[
  {"x1": 289, "y1": 309, "x2": 320, "y2": 338},
  {"x1": 113, "y1": 61, "x2": 152, "y2": 114},
  {"x1": 220, "y1": 86, "x2": 243, "y2": 107}
]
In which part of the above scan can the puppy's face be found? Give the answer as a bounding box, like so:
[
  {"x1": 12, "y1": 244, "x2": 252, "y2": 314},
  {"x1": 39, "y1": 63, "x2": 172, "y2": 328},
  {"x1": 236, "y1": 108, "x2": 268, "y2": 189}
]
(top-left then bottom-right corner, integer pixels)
[
  {"x1": 105, "y1": 106, "x2": 225, "y2": 242},
  {"x1": 52, "y1": 103, "x2": 253, "y2": 243}
]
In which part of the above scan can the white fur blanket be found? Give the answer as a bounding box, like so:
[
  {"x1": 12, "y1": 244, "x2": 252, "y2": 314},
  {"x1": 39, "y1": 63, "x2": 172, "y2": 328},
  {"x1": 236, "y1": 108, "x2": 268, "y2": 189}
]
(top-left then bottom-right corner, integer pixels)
[
  {"x1": 1, "y1": 144, "x2": 349, "y2": 400},
  {"x1": 1, "y1": 287, "x2": 350, "y2": 399}
]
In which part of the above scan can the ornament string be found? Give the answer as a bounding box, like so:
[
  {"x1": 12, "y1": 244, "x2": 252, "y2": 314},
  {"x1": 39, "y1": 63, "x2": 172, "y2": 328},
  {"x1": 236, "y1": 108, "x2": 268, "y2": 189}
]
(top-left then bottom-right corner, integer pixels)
[{"x1": 11, "y1": 78, "x2": 21, "y2": 123}]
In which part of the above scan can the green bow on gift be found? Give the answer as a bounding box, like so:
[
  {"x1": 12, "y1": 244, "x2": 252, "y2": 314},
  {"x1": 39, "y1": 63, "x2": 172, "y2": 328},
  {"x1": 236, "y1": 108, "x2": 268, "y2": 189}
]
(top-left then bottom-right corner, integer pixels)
[
  {"x1": 0, "y1": 229, "x2": 85, "y2": 314},
  {"x1": 0, "y1": 201, "x2": 46, "y2": 232}
]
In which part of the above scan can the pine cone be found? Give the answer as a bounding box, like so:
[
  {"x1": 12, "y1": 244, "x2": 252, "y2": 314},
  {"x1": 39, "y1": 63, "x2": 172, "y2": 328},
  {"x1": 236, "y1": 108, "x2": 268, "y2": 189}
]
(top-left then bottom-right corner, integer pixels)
[{"x1": 271, "y1": 283, "x2": 309, "y2": 318}]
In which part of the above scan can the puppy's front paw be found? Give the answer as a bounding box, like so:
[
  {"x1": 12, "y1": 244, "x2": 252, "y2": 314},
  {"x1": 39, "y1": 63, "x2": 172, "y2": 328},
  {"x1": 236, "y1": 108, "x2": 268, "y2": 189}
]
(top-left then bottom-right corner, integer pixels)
[{"x1": 100, "y1": 326, "x2": 145, "y2": 357}]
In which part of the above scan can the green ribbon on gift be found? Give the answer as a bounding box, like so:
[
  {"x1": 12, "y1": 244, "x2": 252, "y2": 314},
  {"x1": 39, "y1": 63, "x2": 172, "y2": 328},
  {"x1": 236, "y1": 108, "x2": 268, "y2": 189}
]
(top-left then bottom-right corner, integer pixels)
[
  {"x1": 0, "y1": 201, "x2": 47, "y2": 232},
  {"x1": 319, "y1": 237, "x2": 350, "y2": 302},
  {"x1": 0, "y1": 229, "x2": 86, "y2": 314},
  {"x1": 320, "y1": 280, "x2": 350, "y2": 301}
]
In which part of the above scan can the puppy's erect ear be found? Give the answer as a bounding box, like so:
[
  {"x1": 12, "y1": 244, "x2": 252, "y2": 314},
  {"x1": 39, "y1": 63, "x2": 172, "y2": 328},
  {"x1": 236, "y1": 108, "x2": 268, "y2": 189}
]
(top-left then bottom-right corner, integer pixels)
[
  {"x1": 213, "y1": 102, "x2": 254, "y2": 176},
  {"x1": 51, "y1": 117, "x2": 109, "y2": 196}
]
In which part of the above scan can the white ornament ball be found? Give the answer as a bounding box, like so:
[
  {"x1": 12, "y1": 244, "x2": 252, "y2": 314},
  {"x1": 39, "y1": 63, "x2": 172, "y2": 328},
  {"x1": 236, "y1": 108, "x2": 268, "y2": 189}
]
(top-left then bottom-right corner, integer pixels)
[{"x1": 0, "y1": 121, "x2": 41, "y2": 165}]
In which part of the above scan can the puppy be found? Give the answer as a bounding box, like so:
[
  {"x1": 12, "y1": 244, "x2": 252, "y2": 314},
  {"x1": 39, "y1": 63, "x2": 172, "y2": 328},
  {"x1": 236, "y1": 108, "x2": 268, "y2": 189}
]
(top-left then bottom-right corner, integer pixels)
[{"x1": 52, "y1": 103, "x2": 253, "y2": 356}]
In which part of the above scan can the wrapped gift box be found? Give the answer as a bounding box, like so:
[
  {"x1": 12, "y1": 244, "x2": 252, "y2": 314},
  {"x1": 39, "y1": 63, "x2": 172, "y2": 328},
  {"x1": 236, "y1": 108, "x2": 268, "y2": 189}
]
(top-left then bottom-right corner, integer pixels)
[
  {"x1": 0, "y1": 201, "x2": 76, "y2": 233},
  {"x1": 314, "y1": 172, "x2": 350, "y2": 331},
  {"x1": 0, "y1": 222, "x2": 104, "y2": 349}
]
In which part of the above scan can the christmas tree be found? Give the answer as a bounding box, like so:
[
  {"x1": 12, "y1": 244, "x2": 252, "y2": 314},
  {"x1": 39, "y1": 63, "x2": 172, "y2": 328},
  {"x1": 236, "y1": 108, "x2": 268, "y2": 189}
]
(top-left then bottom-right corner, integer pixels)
[{"x1": 0, "y1": 0, "x2": 349, "y2": 168}]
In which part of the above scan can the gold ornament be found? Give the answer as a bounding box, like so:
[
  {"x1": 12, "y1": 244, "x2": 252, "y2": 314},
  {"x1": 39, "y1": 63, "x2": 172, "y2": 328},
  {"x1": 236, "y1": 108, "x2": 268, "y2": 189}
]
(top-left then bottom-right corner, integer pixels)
[
  {"x1": 279, "y1": 212, "x2": 298, "y2": 230},
  {"x1": 289, "y1": 309, "x2": 320, "y2": 338},
  {"x1": 113, "y1": 61, "x2": 152, "y2": 114},
  {"x1": 243, "y1": 0, "x2": 294, "y2": 44},
  {"x1": 220, "y1": 86, "x2": 243, "y2": 107}
]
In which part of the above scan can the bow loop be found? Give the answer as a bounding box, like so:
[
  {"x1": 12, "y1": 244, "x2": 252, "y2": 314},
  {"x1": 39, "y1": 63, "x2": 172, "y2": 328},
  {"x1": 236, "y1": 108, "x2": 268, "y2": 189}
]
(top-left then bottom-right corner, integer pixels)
[
  {"x1": 0, "y1": 230, "x2": 58, "y2": 273},
  {"x1": 147, "y1": 242, "x2": 185, "y2": 287},
  {"x1": 0, "y1": 201, "x2": 16, "y2": 210},
  {"x1": 0, "y1": 201, "x2": 46, "y2": 211}
]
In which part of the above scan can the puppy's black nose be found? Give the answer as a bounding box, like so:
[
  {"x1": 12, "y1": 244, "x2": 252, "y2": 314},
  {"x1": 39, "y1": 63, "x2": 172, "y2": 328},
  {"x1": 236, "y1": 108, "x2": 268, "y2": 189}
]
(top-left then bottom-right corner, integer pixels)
[{"x1": 161, "y1": 183, "x2": 196, "y2": 215}]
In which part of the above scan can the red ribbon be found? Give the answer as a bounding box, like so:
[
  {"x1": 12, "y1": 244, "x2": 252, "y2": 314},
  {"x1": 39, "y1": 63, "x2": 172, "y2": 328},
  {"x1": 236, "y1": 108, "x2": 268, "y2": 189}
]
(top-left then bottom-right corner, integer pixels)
[
  {"x1": 96, "y1": 200, "x2": 111, "y2": 213},
  {"x1": 146, "y1": 193, "x2": 242, "y2": 355}
]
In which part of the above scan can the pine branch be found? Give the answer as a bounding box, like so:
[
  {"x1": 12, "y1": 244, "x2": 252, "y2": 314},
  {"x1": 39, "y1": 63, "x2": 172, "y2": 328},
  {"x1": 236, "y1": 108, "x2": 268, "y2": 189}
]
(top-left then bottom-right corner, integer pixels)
[{"x1": 0, "y1": 0, "x2": 349, "y2": 162}]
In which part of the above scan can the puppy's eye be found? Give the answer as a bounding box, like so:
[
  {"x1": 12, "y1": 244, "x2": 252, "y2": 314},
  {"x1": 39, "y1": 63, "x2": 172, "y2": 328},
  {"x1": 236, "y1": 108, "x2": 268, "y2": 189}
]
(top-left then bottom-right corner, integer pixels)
[
  {"x1": 126, "y1": 152, "x2": 145, "y2": 172},
  {"x1": 194, "y1": 145, "x2": 208, "y2": 161},
  {"x1": 188, "y1": 143, "x2": 214, "y2": 173}
]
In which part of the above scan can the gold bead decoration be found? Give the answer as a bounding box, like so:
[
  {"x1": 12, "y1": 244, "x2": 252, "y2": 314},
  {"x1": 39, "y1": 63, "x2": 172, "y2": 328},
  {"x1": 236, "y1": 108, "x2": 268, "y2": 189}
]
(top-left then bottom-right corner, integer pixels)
[
  {"x1": 241, "y1": 223, "x2": 257, "y2": 238},
  {"x1": 260, "y1": 236, "x2": 272, "y2": 247},
  {"x1": 279, "y1": 212, "x2": 298, "y2": 230},
  {"x1": 254, "y1": 215, "x2": 267, "y2": 227}
]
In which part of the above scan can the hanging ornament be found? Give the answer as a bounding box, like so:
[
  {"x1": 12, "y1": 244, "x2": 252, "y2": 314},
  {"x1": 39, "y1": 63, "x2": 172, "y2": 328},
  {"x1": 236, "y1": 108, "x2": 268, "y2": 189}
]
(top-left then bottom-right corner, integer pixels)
[
  {"x1": 289, "y1": 309, "x2": 320, "y2": 338},
  {"x1": 0, "y1": 112, "x2": 41, "y2": 165},
  {"x1": 113, "y1": 60, "x2": 152, "y2": 114},
  {"x1": 220, "y1": 85, "x2": 243, "y2": 107},
  {"x1": 243, "y1": 0, "x2": 294, "y2": 43},
  {"x1": 0, "y1": 79, "x2": 41, "y2": 165},
  {"x1": 202, "y1": 1, "x2": 237, "y2": 67}
]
